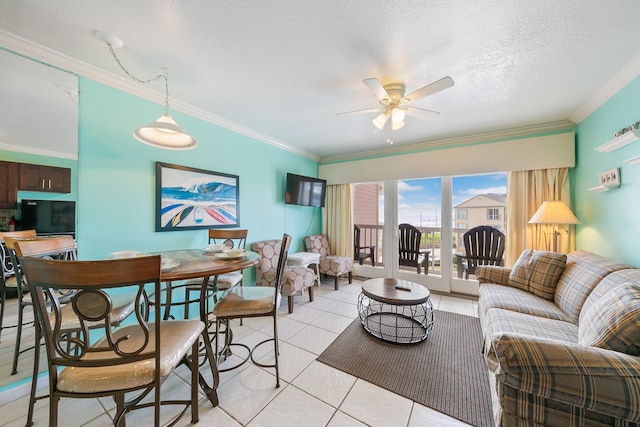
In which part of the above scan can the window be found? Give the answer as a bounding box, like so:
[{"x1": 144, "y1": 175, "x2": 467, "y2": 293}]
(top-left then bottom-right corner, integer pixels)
[
  {"x1": 457, "y1": 209, "x2": 467, "y2": 220},
  {"x1": 487, "y1": 208, "x2": 500, "y2": 221},
  {"x1": 458, "y1": 223, "x2": 468, "y2": 229}
]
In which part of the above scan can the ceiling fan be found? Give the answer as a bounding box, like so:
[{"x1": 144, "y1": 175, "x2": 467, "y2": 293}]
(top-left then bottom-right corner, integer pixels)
[{"x1": 338, "y1": 76, "x2": 455, "y2": 130}]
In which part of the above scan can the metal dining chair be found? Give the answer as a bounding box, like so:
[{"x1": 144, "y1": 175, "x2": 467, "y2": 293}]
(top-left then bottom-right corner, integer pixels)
[
  {"x1": 213, "y1": 233, "x2": 291, "y2": 387},
  {"x1": 19, "y1": 253, "x2": 204, "y2": 427}
]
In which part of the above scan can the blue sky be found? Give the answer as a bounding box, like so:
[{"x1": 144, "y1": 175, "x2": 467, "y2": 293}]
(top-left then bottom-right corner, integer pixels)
[{"x1": 396, "y1": 173, "x2": 507, "y2": 226}]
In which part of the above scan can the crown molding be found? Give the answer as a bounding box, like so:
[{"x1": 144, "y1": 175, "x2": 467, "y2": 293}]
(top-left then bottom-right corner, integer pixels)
[
  {"x1": 571, "y1": 53, "x2": 640, "y2": 124},
  {"x1": 320, "y1": 121, "x2": 575, "y2": 163},
  {"x1": 0, "y1": 142, "x2": 77, "y2": 160},
  {"x1": 0, "y1": 30, "x2": 320, "y2": 161}
]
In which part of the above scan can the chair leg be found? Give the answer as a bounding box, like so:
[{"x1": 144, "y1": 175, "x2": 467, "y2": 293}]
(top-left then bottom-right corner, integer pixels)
[
  {"x1": 12, "y1": 301, "x2": 25, "y2": 375},
  {"x1": 273, "y1": 314, "x2": 280, "y2": 388},
  {"x1": 287, "y1": 295, "x2": 294, "y2": 314},
  {"x1": 114, "y1": 393, "x2": 126, "y2": 427},
  {"x1": 191, "y1": 339, "x2": 200, "y2": 424},
  {"x1": 27, "y1": 321, "x2": 41, "y2": 427},
  {"x1": 348, "y1": 272, "x2": 352, "y2": 284},
  {"x1": 308, "y1": 286, "x2": 314, "y2": 302},
  {"x1": 49, "y1": 395, "x2": 60, "y2": 427},
  {"x1": 334, "y1": 275, "x2": 339, "y2": 290}
]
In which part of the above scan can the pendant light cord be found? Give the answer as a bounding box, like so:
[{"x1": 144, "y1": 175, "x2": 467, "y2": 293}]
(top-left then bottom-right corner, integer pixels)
[{"x1": 107, "y1": 43, "x2": 170, "y2": 115}]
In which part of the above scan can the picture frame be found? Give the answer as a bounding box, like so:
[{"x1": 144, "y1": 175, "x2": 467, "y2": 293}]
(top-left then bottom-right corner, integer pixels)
[{"x1": 156, "y1": 162, "x2": 240, "y2": 231}]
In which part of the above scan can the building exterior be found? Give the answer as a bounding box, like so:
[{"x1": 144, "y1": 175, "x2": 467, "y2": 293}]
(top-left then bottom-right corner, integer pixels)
[{"x1": 454, "y1": 193, "x2": 507, "y2": 231}]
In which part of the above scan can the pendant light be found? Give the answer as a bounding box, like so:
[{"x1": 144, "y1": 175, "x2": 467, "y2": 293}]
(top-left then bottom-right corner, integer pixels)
[{"x1": 96, "y1": 31, "x2": 197, "y2": 150}]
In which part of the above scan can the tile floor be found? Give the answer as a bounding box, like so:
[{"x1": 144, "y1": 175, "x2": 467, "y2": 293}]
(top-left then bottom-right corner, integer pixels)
[{"x1": 0, "y1": 278, "x2": 479, "y2": 427}]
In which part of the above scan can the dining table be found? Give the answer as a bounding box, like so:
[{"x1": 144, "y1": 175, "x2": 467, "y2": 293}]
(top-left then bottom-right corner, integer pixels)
[{"x1": 152, "y1": 248, "x2": 261, "y2": 407}]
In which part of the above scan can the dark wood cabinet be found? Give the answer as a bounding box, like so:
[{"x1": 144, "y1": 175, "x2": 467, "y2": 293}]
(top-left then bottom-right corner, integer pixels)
[
  {"x1": 0, "y1": 161, "x2": 18, "y2": 208},
  {"x1": 18, "y1": 163, "x2": 71, "y2": 193}
]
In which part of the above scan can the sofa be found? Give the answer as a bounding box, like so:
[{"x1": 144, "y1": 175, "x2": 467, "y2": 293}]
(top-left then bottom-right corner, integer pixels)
[{"x1": 476, "y1": 250, "x2": 640, "y2": 427}]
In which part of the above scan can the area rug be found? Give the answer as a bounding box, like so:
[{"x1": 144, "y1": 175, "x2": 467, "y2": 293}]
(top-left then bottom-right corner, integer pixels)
[{"x1": 317, "y1": 310, "x2": 492, "y2": 427}]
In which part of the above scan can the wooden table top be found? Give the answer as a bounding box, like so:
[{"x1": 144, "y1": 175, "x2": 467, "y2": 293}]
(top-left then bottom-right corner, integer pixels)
[
  {"x1": 153, "y1": 249, "x2": 260, "y2": 281},
  {"x1": 361, "y1": 278, "x2": 431, "y2": 305}
]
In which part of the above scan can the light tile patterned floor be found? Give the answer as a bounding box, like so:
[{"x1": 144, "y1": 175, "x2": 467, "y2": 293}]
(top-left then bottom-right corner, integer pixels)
[{"x1": 0, "y1": 278, "x2": 478, "y2": 426}]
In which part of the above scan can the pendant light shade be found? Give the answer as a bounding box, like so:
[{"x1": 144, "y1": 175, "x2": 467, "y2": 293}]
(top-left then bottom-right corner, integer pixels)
[
  {"x1": 372, "y1": 112, "x2": 390, "y2": 130},
  {"x1": 133, "y1": 114, "x2": 197, "y2": 150}
]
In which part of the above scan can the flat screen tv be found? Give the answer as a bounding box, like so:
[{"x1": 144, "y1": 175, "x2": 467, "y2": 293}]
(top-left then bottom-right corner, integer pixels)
[
  {"x1": 284, "y1": 173, "x2": 326, "y2": 207},
  {"x1": 20, "y1": 199, "x2": 76, "y2": 236}
]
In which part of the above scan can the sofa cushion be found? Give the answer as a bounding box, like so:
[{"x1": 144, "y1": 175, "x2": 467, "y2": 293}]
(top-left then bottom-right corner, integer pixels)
[
  {"x1": 508, "y1": 250, "x2": 566, "y2": 300},
  {"x1": 579, "y1": 273, "x2": 640, "y2": 356},
  {"x1": 554, "y1": 251, "x2": 632, "y2": 324},
  {"x1": 479, "y1": 283, "x2": 572, "y2": 324}
]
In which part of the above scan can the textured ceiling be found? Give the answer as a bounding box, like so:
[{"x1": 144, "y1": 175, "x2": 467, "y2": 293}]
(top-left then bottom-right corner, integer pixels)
[{"x1": 1, "y1": 1, "x2": 640, "y2": 160}]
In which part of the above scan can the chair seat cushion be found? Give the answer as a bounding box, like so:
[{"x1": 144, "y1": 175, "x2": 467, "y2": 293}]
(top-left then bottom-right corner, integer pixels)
[
  {"x1": 57, "y1": 319, "x2": 204, "y2": 393},
  {"x1": 213, "y1": 286, "x2": 277, "y2": 318},
  {"x1": 261, "y1": 266, "x2": 315, "y2": 295},
  {"x1": 216, "y1": 272, "x2": 243, "y2": 289},
  {"x1": 320, "y1": 255, "x2": 353, "y2": 277}
]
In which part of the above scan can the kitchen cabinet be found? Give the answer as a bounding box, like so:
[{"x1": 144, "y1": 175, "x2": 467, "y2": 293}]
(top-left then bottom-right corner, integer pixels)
[
  {"x1": 18, "y1": 163, "x2": 71, "y2": 193},
  {"x1": 0, "y1": 161, "x2": 18, "y2": 208}
]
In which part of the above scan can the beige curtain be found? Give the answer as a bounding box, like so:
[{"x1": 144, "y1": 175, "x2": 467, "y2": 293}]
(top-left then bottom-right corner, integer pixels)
[
  {"x1": 323, "y1": 184, "x2": 353, "y2": 257},
  {"x1": 506, "y1": 168, "x2": 575, "y2": 264}
]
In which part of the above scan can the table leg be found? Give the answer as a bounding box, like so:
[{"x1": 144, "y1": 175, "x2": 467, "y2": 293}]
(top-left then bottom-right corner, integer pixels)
[{"x1": 197, "y1": 276, "x2": 221, "y2": 407}]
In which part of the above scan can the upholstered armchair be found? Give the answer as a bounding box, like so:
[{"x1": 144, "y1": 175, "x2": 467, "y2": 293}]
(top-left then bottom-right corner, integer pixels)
[
  {"x1": 304, "y1": 234, "x2": 353, "y2": 290},
  {"x1": 252, "y1": 239, "x2": 315, "y2": 313}
]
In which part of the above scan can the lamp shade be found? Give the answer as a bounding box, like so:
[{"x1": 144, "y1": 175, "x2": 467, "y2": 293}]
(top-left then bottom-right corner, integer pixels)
[
  {"x1": 528, "y1": 201, "x2": 579, "y2": 225},
  {"x1": 372, "y1": 112, "x2": 389, "y2": 129},
  {"x1": 133, "y1": 114, "x2": 197, "y2": 150}
]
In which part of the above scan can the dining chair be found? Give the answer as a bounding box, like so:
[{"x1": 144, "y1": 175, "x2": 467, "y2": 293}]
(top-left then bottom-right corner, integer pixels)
[
  {"x1": 398, "y1": 223, "x2": 430, "y2": 274},
  {"x1": 183, "y1": 228, "x2": 248, "y2": 319},
  {"x1": 304, "y1": 234, "x2": 353, "y2": 290},
  {"x1": 20, "y1": 254, "x2": 204, "y2": 427},
  {"x1": 252, "y1": 238, "x2": 315, "y2": 313},
  {"x1": 13, "y1": 236, "x2": 141, "y2": 426},
  {"x1": 354, "y1": 225, "x2": 375, "y2": 266},
  {"x1": 0, "y1": 230, "x2": 37, "y2": 341},
  {"x1": 455, "y1": 225, "x2": 505, "y2": 279},
  {"x1": 213, "y1": 233, "x2": 291, "y2": 386},
  {"x1": 4, "y1": 234, "x2": 76, "y2": 376}
]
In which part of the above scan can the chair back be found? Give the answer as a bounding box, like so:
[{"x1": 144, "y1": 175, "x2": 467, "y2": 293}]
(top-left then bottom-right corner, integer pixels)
[
  {"x1": 8, "y1": 236, "x2": 76, "y2": 292},
  {"x1": 19, "y1": 255, "x2": 162, "y2": 386},
  {"x1": 398, "y1": 223, "x2": 422, "y2": 267},
  {"x1": 274, "y1": 234, "x2": 291, "y2": 298},
  {"x1": 461, "y1": 225, "x2": 505, "y2": 270},
  {"x1": 354, "y1": 225, "x2": 362, "y2": 256},
  {"x1": 209, "y1": 229, "x2": 247, "y2": 250},
  {"x1": 304, "y1": 234, "x2": 330, "y2": 257},
  {"x1": 0, "y1": 230, "x2": 37, "y2": 277}
]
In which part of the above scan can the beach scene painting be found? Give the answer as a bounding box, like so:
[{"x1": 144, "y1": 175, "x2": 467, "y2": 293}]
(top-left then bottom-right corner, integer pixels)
[{"x1": 156, "y1": 162, "x2": 239, "y2": 231}]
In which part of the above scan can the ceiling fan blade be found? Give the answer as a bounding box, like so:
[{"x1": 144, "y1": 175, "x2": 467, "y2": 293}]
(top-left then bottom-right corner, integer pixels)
[
  {"x1": 363, "y1": 78, "x2": 391, "y2": 103},
  {"x1": 336, "y1": 107, "x2": 384, "y2": 116},
  {"x1": 403, "y1": 76, "x2": 454, "y2": 104},
  {"x1": 406, "y1": 106, "x2": 440, "y2": 119}
]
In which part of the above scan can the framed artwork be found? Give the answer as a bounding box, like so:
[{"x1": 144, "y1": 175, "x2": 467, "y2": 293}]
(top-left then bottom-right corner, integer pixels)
[{"x1": 156, "y1": 162, "x2": 240, "y2": 231}]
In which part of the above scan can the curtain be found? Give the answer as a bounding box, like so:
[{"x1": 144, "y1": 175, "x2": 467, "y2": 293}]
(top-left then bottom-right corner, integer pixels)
[
  {"x1": 506, "y1": 168, "x2": 574, "y2": 264},
  {"x1": 323, "y1": 184, "x2": 353, "y2": 257}
]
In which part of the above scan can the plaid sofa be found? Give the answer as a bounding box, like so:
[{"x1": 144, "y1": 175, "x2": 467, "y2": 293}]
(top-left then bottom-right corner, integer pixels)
[{"x1": 477, "y1": 250, "x2": 640, "y2": 427}]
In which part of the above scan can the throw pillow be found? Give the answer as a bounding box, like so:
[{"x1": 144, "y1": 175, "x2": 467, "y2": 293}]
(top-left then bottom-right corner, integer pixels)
[
  {"x1": 508, "y1": 249, "x2": 567, "y2": 300},
  {"x1": 578, "y1": 282, "x2": 640, "y2": 356}
]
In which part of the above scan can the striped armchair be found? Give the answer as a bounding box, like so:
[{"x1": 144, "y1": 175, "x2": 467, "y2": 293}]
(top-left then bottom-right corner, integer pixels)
[
  {"x1": 252, "y1": 239, "x2": 315, "y2": 313},
  {"x1": 304, "y1": 234, "x2": 353, "y2": 290}
]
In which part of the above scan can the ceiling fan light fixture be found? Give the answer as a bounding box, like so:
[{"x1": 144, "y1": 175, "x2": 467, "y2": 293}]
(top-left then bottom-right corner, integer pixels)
[
  {"x1": 133, "y1": 114, "x2": 197, "y2": 150},
  {"x1": 391, "y1": 119, "x2": 405, "y2": 131},
  {"x1": 372, "y1": 112, "x2": 389, "y2": 129},
  {"x1": 391, "y1": 107, "x2": 405, "y2": 122}
]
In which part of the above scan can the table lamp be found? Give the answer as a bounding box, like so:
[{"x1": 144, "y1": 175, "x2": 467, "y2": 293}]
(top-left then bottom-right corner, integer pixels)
[{"x1": 528, "y1": 201, "x2": 580, "y2": 252}]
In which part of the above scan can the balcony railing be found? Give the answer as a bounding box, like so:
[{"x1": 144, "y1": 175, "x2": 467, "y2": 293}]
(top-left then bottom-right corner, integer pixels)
[{"x1": 354, "y1": 224, "x2": 496, "y2": 275}]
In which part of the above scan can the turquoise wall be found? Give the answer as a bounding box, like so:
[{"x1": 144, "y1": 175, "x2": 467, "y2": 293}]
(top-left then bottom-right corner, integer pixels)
[
  {"x1": 77, "y1": 78, "x2": 321, "y2": 281},
  {"x1": 574, "y1": 75, "x2": 640, "y2": 266}
]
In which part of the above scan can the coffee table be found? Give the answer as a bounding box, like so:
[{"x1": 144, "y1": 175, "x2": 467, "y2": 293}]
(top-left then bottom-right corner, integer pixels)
[{"x1": 357, "y1": 278, "x2": 434, "y2": 344}]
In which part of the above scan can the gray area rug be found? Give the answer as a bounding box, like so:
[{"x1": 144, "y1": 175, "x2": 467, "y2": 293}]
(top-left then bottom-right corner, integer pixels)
[{"x1": 317, "y1": 310, "x2": 492, "y2": 427}]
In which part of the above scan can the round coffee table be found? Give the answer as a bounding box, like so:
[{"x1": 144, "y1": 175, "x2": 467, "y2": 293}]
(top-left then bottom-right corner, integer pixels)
[{"x1": 357, "y1": 278, "x2": 434, "y2": 344}]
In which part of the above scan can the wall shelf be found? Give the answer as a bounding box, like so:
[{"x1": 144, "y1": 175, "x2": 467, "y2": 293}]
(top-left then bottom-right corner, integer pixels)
[
  {"x1": 588, "y1": 185, "x2": 609, "y2": 192},
  {"x1": 595, "y1": 129, "x2": 640, "y2": 153},
  {"x1": 624, "y1": 155, "x2": 640, "y2": 166}
]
